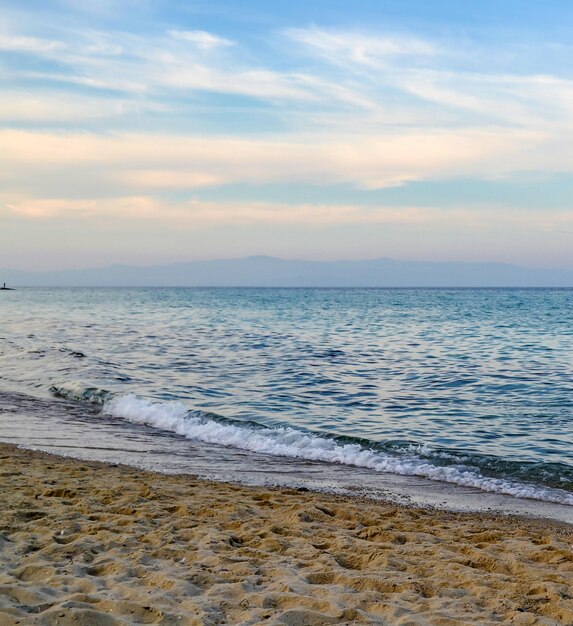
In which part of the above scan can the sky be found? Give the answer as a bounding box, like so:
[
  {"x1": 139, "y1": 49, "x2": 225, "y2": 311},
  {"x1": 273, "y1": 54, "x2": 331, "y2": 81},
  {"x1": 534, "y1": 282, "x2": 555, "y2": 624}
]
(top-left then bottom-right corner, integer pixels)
[{"x1": 1, "y1": 0, "x2": 573, "y2": 271}]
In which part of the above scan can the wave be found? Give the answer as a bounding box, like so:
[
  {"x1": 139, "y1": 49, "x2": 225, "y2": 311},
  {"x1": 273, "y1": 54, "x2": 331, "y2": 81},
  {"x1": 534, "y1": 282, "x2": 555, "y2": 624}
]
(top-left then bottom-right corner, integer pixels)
[
  {"x1": 50, "y1": 381, "x2": 112, "y2": 404},
  {"x1": 103, "y1": 394, "x2": 573, "y2": 506}
]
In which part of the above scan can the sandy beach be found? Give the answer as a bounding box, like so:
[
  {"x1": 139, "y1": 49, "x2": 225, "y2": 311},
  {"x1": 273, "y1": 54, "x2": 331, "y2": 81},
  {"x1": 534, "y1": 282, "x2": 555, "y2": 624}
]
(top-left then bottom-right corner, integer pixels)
[{"x1": 1, "y1": 443, "x2": 573, "y2": 625}]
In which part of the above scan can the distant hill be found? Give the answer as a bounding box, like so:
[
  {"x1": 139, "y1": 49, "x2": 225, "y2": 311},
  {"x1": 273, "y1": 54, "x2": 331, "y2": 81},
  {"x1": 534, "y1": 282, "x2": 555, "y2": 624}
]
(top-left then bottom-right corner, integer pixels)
[{"x1": 2, "y1": 256, "x2": 573, "y2": 287}]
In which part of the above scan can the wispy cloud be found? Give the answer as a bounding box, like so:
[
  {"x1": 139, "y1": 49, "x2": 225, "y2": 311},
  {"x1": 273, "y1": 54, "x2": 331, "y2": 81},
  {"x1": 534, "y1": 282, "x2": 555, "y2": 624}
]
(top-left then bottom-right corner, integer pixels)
[
  {"x1": 286, "y1": 28, "x2": 439, "y2": 68},
  {"x1": 287, "y1": 27, "x2": 573, "y2": 130},
  {"x1": 0, "y1": 25, "x2": 340, "y2": 108},
  {"x1": 168, "y1": 30, "x2": 235, "y2": 50},
  {"x1": 3, "y1": 20, "x2": 572, "y2": 138},
  {"x1": 2, "y1": 9, "x2": 573, "y2": 269},
  {"x1": 0, "y1": 91, "x2": 156, "y2": 122},
  {"x1": 2, "y1": 194, "x2": 434, "y2": 224},
  {"x1": 0, "y1": 34, "x2": 66, "y2": 54},
  {"x1": 119, "y1": 170, "x2": 223, "y2": 189},
  {"x1": 4, "y1": 194, "x2": 572, "y2": 240},
  {"x1": 0, "y1": 128, "x2": 552, "y2": 194}
]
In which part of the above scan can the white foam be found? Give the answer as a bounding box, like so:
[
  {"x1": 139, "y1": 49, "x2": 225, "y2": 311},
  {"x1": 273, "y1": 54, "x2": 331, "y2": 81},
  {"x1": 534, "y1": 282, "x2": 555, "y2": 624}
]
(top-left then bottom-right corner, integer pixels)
[{"x1": 103, "y1": 394, "x2": 573, "y2": 506}]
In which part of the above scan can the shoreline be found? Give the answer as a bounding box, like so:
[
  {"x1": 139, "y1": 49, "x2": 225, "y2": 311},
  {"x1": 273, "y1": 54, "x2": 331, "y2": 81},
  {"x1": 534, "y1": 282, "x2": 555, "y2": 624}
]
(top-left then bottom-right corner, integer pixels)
[
  {"x1": 3, "y1": 388, "x2": 573, "y2": 527},
  {"x1": 2, "y1": 443, "x2": 573, "y2": 625}
]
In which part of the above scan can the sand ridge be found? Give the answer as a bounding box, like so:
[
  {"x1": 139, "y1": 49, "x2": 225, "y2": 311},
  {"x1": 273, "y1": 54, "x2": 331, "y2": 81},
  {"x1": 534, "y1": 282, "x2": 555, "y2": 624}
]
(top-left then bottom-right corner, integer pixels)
[{"x1": 1, "y1": 443, "x2": 573, "y2": 625}]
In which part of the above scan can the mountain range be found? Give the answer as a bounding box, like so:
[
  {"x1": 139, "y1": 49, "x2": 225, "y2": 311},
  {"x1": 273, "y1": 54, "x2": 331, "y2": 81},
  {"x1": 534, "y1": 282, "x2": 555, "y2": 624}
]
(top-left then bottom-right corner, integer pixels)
[{"x1": 2, "y1": 256, "x2": 573, "y2": 287}]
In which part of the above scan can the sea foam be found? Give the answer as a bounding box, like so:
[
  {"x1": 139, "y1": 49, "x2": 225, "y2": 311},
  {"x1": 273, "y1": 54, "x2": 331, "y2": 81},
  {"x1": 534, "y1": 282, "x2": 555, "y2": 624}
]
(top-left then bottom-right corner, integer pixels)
[{"x1": 103, "y1": 394, "x2": 573, "y2": 506}]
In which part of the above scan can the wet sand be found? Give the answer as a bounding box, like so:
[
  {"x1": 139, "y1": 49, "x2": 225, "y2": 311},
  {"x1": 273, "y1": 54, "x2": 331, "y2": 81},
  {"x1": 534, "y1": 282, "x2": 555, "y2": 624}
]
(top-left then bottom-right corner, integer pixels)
[{"x1": 1, "y1": 443, "x2": 573, "y2": 625}]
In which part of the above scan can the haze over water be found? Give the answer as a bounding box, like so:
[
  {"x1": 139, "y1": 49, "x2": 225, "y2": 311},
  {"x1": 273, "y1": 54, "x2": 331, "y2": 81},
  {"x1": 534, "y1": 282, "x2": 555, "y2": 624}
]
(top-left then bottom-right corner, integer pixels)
[{"x1": 1, "y1": 287, "x2": 572, "y2": 511}]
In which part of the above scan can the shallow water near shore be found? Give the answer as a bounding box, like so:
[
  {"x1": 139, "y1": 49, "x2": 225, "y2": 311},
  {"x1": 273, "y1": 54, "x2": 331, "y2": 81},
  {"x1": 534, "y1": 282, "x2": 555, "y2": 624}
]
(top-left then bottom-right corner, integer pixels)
[{"x1": 1, "y1": 287, "x2": 572, "y2": 518}]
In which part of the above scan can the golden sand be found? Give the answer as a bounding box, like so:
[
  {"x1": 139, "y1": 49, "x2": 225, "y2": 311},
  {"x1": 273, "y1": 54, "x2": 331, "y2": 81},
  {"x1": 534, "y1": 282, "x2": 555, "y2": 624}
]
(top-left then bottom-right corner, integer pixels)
[{"x1": 1, "y1": 443, "x2": 573, "y2": 625}]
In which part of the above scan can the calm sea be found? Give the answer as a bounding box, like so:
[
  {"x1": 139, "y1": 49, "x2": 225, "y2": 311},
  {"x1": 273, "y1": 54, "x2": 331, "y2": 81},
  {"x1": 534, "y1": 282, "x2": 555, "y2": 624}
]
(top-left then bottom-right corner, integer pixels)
[{"x1": 1, "y1": 288, "x2": 572, "y2": 515}]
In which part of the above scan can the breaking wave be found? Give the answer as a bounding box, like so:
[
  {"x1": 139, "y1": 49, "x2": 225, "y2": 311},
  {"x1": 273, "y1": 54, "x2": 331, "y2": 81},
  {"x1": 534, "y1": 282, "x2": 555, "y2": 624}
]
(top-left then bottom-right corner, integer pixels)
[{"x1": 103, "y1": 394, "x2": 573, "y2": 506}]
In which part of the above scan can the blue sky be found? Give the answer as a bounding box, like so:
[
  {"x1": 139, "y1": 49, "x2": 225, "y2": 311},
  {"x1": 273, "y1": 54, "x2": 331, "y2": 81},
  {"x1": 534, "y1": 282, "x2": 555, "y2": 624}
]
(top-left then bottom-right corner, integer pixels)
[{"x1": 1, "y1": 0, "x2": 573, "y2": 270}]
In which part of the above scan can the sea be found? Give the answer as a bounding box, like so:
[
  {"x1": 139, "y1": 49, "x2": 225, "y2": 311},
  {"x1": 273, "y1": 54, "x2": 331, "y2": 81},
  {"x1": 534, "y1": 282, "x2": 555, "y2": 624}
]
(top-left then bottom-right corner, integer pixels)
[{"x1": 1, "y1": 287, "x2": 572, "y2": 522}]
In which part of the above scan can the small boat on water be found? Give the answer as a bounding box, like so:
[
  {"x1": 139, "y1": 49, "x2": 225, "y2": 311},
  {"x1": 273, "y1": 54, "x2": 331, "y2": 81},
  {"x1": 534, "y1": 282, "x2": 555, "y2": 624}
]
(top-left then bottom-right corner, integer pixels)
[{"x1": 0, "y1": 283, "x2": 15, "y2": 290}]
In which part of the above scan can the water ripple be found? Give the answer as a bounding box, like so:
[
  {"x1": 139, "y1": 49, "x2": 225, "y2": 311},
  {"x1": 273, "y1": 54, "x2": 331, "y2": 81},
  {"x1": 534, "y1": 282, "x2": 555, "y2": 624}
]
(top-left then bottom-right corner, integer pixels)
[{"x1": 1, "y1": 287, "x2": 573, "y2": 493}]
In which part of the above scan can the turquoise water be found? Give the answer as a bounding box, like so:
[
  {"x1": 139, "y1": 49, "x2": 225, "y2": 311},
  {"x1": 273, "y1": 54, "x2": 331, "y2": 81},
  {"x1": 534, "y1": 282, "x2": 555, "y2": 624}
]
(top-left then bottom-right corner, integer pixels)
[{"x1": 1, "y1": 287, "x2": 572, "y2": 505}]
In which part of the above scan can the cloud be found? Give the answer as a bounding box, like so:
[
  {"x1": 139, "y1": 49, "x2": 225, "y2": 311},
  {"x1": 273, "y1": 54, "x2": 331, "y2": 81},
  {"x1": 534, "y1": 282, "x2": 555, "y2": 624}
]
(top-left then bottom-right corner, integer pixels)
[
  {"x1": 4, "y1": 194, "x2": 572, "y2": 241},
  {"x1": 158, "y1": 66, "x2": 322, "y2": 101},
  {"x1": 119, "y1": 170, "x2": 223, "y2": 188},
  {"x1": 0, "y1": 193, "x2": 470, "y2": 226},
  {"x1": 2, "y1": 9, "x2": 573, "y2": 270},
  {"x1": 0, "y1": 91, "x2": 157, "y2": 122},
  {"x1": 0, "y1": 25, "x2": 337, "y2": 106},
  {"x1": 2, "y1": 22, "x2": 573, "y2": 196},
  {"x1": 169, "y1": 30, "x2": 234, "y2": 50},
  {"x1": 390, "y1": 69, "x2": 573, "y2": 128},
  {"x1": 4, "y1": 196, "x2": 98, "y2": 218},
  {"x1": 3, "y1": 21, "x2": 572, "y2": 136},
  {"x1": 287, "y1": 28, "x2": 439, "y2": 68},
  {"x1": 286, "y1": 27, "x2": 573, "y2": 131},
  {"x1": 0, "y1": 128, "x2": 553, "y2": 194},
  {"x1": 0, "y1": 34, "x2": 66, "y2": 54}
]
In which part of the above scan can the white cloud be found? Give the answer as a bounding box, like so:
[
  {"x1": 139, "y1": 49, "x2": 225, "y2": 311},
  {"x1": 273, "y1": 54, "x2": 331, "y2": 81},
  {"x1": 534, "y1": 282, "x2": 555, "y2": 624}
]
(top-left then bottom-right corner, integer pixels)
[
  {"x1": 119, "y1": 170, "x2": 222, "y2": 188},
  {"x1": 0, "y1": 91, "x2": 155, "y2": 122},
  {"x1": 3, "y1": 21, "x2": 571, "y2": 136},
  {"x1": 0, "y1": 128, "x2": 553, "y2": 193},
  {"x1": 2, "y1": 23, "x2": 573, "y2": 187},
  {"x1": 4, "y1": 197, "x2": 98, "y2": 218},
  {"x1": 0, "y1": 25, "x2": 337, "y2": 105},
  {"x1": 287, "y1": 27, "x2": 573, "y2": 131},
  {"x1": 1, "y1": 194, "x2": 432, "y2": 223},
  {"x1": 2, "y1": 15, "x2": 573, "y2": 269},
  {"x1": 389, "y1": 69, "x2": 573, "y2": 128},
  {"x1": 3, "y1": 194, "x2": 572, "y2": 241},
  {"x1": 0, "y1": 34, "x2": 66, "y2": 54},
  {"x1": 287, "y1": 28, "x2": 439, "y2": 68},
  {"x1": 169, "y1": 30, "x2": 234, "y2": 50},
  {"x1": 158, "y1": 65, "x2": 320, "y2": 101}
]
